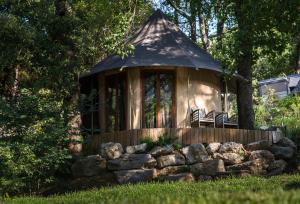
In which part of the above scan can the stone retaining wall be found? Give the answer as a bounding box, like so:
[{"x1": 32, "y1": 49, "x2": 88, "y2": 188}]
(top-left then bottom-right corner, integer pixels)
[{"x1": 71, "y1": 137, "x2": 297, "y2": 186}]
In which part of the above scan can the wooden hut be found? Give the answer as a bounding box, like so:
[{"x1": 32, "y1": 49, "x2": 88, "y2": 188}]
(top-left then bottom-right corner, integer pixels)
[{"x1": 80, "y1": 10, "x2": 276, "y2": 148}]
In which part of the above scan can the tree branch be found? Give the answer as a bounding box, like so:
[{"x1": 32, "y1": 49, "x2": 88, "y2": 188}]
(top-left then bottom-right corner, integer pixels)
[{"x1": 166, "y1": 0, "x2": 191, "y2": 20}]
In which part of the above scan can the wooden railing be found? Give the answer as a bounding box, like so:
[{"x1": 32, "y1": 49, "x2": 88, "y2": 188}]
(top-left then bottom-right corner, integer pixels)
[{"x1": 92, "y1": 128, "x2": 283, "y2": 150}]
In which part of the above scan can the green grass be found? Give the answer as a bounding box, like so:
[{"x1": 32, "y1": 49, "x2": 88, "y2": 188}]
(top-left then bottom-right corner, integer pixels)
[{"x1": 4, "y1": 174, "x2": 300, "y2": 204}]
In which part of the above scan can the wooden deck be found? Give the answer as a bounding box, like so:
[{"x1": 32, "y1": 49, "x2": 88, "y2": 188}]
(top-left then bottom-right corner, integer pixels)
[{"x1": 92, "y1": 127, "x2": 283, "y2": 150}]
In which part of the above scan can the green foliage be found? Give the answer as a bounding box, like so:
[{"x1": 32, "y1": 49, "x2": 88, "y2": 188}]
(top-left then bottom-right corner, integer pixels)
[
  {"x1": 141, "y1": 135, "x2": 181, "y2": 150},
  {"x1": 6, "y1": 174, "x2": 300, "y2": 204},
  {"x1": 254, "y1": 90, "x2": 300, "y2": 142},
  {"x1": 0, "y1": 89, "x2": 72, "y2": 196},
  {"x1": 0, "y1": 0, "x2": 152, "y2": 196}
]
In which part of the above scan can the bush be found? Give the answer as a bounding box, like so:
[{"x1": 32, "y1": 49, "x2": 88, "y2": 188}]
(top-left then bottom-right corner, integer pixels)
[
  {"x1": 0, "y1": 89, "x2": 72, "y2": 196},
  {"x1": 255, "y1": 92, "x2": 300, "y2": 146},
  {"x1": 141, "y1": 135, "x2": 182, "y2": 151}
]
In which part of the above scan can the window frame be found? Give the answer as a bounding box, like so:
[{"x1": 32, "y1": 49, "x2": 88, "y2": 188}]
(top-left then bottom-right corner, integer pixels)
[
  {"x1": 105, "y1": 71, "x2": 128, "y2": 132},
  {"x1": 141, "y1": 69, "x2": 176, "y2": 128}
]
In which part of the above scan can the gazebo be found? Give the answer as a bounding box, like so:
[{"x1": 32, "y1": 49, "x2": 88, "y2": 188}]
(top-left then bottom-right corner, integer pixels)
[{"x1": 80, "y1": 10, "x2": 273, "y2": 149}]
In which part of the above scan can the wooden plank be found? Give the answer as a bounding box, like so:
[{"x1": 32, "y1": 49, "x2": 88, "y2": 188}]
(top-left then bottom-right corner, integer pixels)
[
  {"x1": 190, "y1": 128, "x2": 197, "y2": 144},
  {"x1": 207, "y1": 128, "x2": 214, "y2": 143},
  {"x1": 240, "y1": 129, "x2": 245, "y2": 144},
  {"x1": 194, "y1": 128, "x2": 200, "y2": 143},
  {"x1": 95, "y1": 127, "x2": 277, "y2": 148},
  {"x1": 232, "y1": 129, "x2": 239, "y2": 143},
  {"x1": 122, "y1": 130, "x2": 127, "y2": 147},
  {"x1": 202, "y1": 128, "x2": 208, "y2": 144},
  {"x1": 182, "y1": 128, "x2": 188, "y2": 145},
  {"x1": 171, "y1": 128, "x2": 177, "y2": 143},
  {"x1": 214, "y1": 128, "x2": 219, "y2": 143},
  {"x1": 249, "y1": 130, "x2": 255, "y2": 143}
]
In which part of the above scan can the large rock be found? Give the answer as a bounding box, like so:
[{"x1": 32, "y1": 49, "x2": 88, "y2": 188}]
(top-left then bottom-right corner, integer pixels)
[
  {"x1": 156, "y1": 165, "x2": 190, "y2": 177},
  {"x1": 269, "y1": 145, "x2": 295, "y2": 160},
  {"x1": 190, "y1": 159, "x2": 225, "y2": 176},
  {"x1": 114, "y1": 169, "x2": 156, "y2": 184},
  {"x1": 157, "y1": 152, "x2": 185, "y2": 168},
  {"x1": 100, "y1": 142, "x2": 123, "y2": 159},
  {"x1": 226, "y1": 159, "x2": 268, "y2": 175},
  {"x1": 267, "y1": 160, "x2": 287, "y2": 176},
  {"x1": 249, "y1": 150, "x2": 275, "y2": 163},
  {"x1": 160, "y1": 173, "x2": 195, "y2": 182},
  {"x1": 150, "y1": 145, "x2": 174, "y2": 157},
  {"x1": 126, "y1": 143, "x2": 147, "y2": 154},
  {"x1": 246, "y1": 140, "x2": 270, "y2": 151},
  {"x1": 181, "y1": 144, "x2": 210, "y2": 164},
  {"x1": 107, "y1": 154, "x2": 157, "y2": 170},
  {"x1": 219, "y1": 142, "x2": 245, "y2": 154},
  {"x1": 71, "y1": 155, "x2": 107, "y2": 177},
  {"x1": 206, "y1": 143, "x2": 221, "y2": 155},
  {"x1": 276, "y1": 137, "x2": 297, "y2": 150},
  {"x1": 214, "y1": 152, "x2": 244, "y2": 165}
]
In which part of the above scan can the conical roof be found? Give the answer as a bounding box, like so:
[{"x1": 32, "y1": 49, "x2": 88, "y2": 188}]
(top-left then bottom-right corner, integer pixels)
[{"x1": 84, "y1": 9, "x2": 225, "y2": 76}]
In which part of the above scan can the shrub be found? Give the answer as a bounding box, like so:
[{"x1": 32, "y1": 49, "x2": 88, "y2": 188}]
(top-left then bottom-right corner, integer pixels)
[
  {"x1": 0, "y1": 89, "x2": 72, "y2": 196},
  {"x1": 141, "y1": 135, "x2": 182, "y2": 151}
]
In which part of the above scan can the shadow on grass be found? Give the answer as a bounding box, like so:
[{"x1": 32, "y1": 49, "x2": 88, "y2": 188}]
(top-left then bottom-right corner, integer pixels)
[{"x1": 285, "y1": 181, "x2": 300, "y2": 190}]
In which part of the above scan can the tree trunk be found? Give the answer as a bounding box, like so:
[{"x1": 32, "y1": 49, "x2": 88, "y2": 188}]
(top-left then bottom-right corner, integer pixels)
[
  {"x1": 235, "y1": 0, "x2": 255, "y2": 129},
  {"x1": 199, "y1": 15, "x2": 209, "y2": 50},
  {"x1": 296, "y1": 40, "x2": 300, "y2": 74},
  {"x1": 190, "y1": 2, "x2": 197, "y2": 42},
  {"x1": 11, "y1": 65, "x2": 20, "y2": 99},
  {"x1": 236, "y1": 53, "x2": 255, "y2": 129},
  {"x1": 55, "y1": 0, "x2": 83, "y2": 155},
  {"x1": 215, "y1": 0, "x2": 225, "y2": 50},
  {"x1": 190, "y1": 19, "x2": 197, "y2": 42},
  {"x1": 216, "y1": 19, "x2": 224, "y2": 49},
  {"x1": 174, "y1": 0, "x2": 180, "y2": 25}
]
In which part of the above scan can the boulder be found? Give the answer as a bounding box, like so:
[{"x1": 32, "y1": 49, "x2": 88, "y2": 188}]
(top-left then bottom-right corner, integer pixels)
[
  {"x1": 197, "y1": 175, "x2": 213, "y2": 181},
  {"x1": 276, "y1": 137, "x2": 297, "y2": 150},
  {"x1": 71, "y1": 155, "x2": 106, "y2": 177},
  {"x1": 150, "y1": 145, "x2": 174, "y2": 157},
  {"x1": 156, "y1": 152, "x2": 185, "y2": 168},
  {"x1": 269, "y1": 145, "x2": 295, "y2": 160},
  {"x1": 246, "y1": 140, "x2": 270, "y2": 151},
  {"x1": 114, "y1": 169, "x2": 156, "y2": 184},
  {"x1": 156, "y1": 165, "x2": 190, "y2": 177},
  {"x1": 249, "y1": 150, "x2": 275, "y2": 163},
  {"x1": 226, "y1": 159, "x2": 268, "y2": 175},
  {"x1": 219, "y1": 142, "x2": 245, "y2": 154},
  {"x1": 160, "y1": 173, "x2": 195, "y2": 182},
  {"x1": 107, "y1": 154, "x2": 156, "y2": 170},
  {"x1": 206, "y1": 143, "x2": 221, "y2": 155},
  {"x1": 190, "y1": 159, "x2": 225, "y2": 176},
  {"x1": 181, "y1": 144, "x2": 210, "y2": 164},
  {"x1": 126, "y1": 143, "x2": 147, "y2": 154},
  {"x1": 267, "y1": 159, "x2": 287, "y2": 176},
  {"x1": 100, "y1": 142, "x2": 123, "y2": 159},
  {"x1": 214, "y1": 152, "x2": 244, "y2": 165}
]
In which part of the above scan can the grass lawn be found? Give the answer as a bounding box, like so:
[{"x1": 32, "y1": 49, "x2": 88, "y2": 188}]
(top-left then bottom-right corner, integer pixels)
[{"x1": 5, "y1": 174, "x2": 300, "y2": 204}]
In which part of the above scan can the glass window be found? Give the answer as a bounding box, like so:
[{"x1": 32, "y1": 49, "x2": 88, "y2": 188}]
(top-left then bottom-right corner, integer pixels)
[
  {"x1": 106, "y1": 73, "x2": 126, "y2": 132},
  {"x1": 143, "y1": 71, "x2": 174, "y2": 128}
]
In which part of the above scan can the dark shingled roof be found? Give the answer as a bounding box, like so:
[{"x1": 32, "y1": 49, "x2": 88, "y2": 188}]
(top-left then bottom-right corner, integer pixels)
[{"x1": 83, "y1": 9, "x2": 227, "y2": 77}]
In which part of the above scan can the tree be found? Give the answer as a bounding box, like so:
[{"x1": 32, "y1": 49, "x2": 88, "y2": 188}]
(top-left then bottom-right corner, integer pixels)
[{"x1": 0, "y1": 0, "x2": 152, "y2": 194}]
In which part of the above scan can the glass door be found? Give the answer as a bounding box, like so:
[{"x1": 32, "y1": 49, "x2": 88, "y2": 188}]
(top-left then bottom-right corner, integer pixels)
[
  {"x1": 106, "y1": 73, "x2": 126, "y2": 132},
  {"x1": 143, "y1": 71, "x2": 175, "y2": 128}
]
